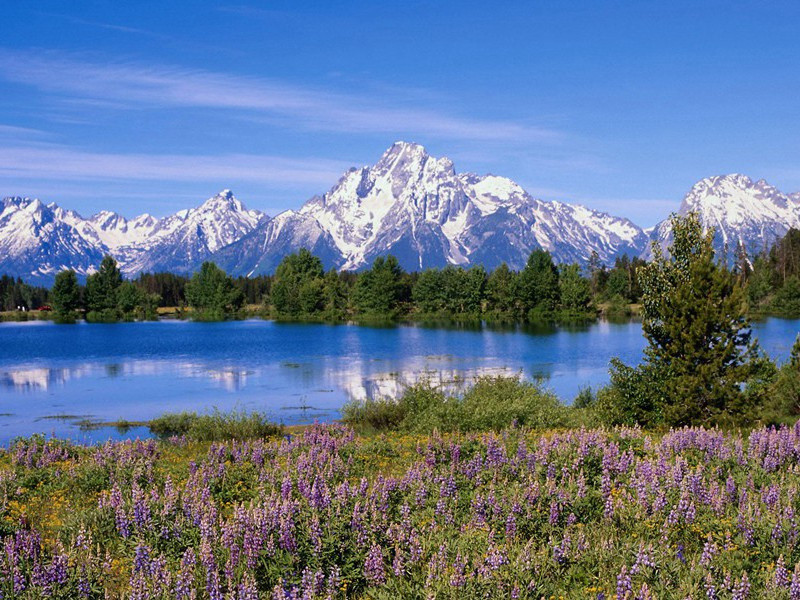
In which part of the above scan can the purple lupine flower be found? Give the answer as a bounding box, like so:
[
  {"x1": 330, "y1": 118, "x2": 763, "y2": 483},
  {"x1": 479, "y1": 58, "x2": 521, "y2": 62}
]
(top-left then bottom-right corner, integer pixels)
[
  {"x1": 791, "y1": 563, "x2": 800, "y2": 600},
  {"x1": 364, "y1": 544, "x2": 386, "y2": 585},
  {"x1": 616, "y1": 565, "x2": 632, "y2": 600},
  {"x1": 776, "y1": 555, "x2": 790, "y2": 589},
  {"x1": 450, "y1": 554, "x2": 467, "y2": 588},
  {"x1": 700, "y1": 534, "x2": 717, "y2": 567},
  {"x1": 705, "y1": 573, "x2": 718, "y2": 600},
  {"x1": 676, "y1": 543, "x2": 686, "y2": 563}
]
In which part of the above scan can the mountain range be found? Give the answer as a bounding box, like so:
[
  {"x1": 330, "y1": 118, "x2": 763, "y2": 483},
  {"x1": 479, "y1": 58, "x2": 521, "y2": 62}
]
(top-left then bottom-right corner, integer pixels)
[{"x1": 2, "y1": 142, "x2": 799, "y2": 284}]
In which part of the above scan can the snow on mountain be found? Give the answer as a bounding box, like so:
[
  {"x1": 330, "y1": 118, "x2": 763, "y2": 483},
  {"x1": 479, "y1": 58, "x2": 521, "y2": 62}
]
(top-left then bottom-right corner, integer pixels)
[
  {"x1": 0, "y1": 197, "x2": 106, "y2": 281},
  {"x1": 8, "y1": 144, "x2": 799, "y2": 285},
  {"x1": 0, "y1": 190, "x2": 264, "y2": 284},
  {"x1": 644, "y1": 174, "x2": 800, "y2": 262},
  {"x1": 119, "y1": 190, "x2": 266, "y2": 275},
  {"x1": 214, "y1": 142, "x2": 649, "y2": 275}
]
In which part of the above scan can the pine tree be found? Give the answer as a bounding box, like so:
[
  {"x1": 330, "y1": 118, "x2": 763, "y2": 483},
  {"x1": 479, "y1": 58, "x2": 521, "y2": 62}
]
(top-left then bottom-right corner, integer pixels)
[
  {"x1": 270, "y1": 249, "x2": 325, "y2": 316},
  {"x1": 558, "y1": 264, "x2": 592, "y2": 315},
  {"x1": 353, "y1": 255, "x2": 407, "y2": 316},
  {"x1": 50, "y1": 270, "x2": 80, "y2": 322},
  {"x1": 185, "y1": 262, "x2": 243, "y2": 319},
  {"x1": 517, "y1": 249, "x2": 560, "y2": 316},
  {"x1": 86, "y1": 255, "x2": 122, "y2": 318},
  {"x1": 485, "y1": 262, "x2": 517, "y2": 314},
  {"x1": 612, "y1": 212, "x2": 757, "y2": 426}
]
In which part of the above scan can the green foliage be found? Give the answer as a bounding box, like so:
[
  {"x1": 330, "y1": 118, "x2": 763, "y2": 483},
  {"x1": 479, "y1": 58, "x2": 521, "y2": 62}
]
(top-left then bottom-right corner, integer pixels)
[
  {"x1": 746, "y1": 254, "x2": 774, "y2": 309},
  {"x1": 412, "y1": 265, "x2": 486, "y2": 316},
  {"x1": 596, "y1": 359, "x2": 664, "y2": 427},
  {"x1": 148, "y1": 409, "x2": 283, "y2": 441},
  {"x1": 270, "y1": 248, "x2": 326, "y2": 317},
  {"x1": 322, "y1": 269, "x2": 349, "y2": 319},
  {"x1": 185, "y1": 261, "x2": 244, "y2": 319},
  {"x1": 558, "y1": 263, "x2": 593, "y2": 315},
  {"x1": 485, "y1": 262, "x2": 517, "y2": 314},
  {"x1": 133, "y1": 272, "x2": 189, "y2": 307},
  {"x1": 50, "y1": 270, "x2": 80, "y2": 321},
  {"x1": 772, "y1": 276, "x2": 800, "y2": 316},
  {"x1": 343, "y1": 376, "x2": 567, "y2": 434},
  {"x1": 0, "y1": 274, "x2": 49, "y2": 312},
  {"x1": 85, "y1": 255, "x2": 122, "y2": 316},
  {"x1": 516, "y1": 249, "x2": 560, "y2": 316},
  {"x1": 758, "y1": 336, "x2": 800, "y2": 425},
  {"x1": 607, "y1": 213, "x2": 758, "y2": 427},
  {"x1": 352, "y1": 255, "x2": 408, "y2": 317}
]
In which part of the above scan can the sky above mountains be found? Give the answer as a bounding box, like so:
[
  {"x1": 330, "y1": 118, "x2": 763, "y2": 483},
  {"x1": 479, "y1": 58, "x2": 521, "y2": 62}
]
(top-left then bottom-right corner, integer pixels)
[{"x1": 2, "y1": 1, "x2": 799, "y2": 226}]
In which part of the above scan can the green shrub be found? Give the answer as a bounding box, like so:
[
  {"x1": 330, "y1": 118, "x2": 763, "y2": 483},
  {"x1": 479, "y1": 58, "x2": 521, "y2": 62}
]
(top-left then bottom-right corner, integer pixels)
[
  {"x1": 343, "y1": 376, "x2": 567, "y2": 434},
  {"x1": 149, "y1": 409, "x2": 283, "y2": 441}
]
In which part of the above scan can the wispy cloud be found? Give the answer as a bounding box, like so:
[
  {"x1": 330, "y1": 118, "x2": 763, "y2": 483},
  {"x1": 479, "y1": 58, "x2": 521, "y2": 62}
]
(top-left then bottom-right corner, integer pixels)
[
  {"x1": 37, "y1": 13, "x2": 171, "y2": 40},
  {"x1": 0, "y1": 143, "x2": 351, "y2": 187},
  {"x1": 0, "y1": 124, "x2": 49, "y2": 140},
  {"x1": 0, "y1": 50, "x2": 559, "y2": 143}
]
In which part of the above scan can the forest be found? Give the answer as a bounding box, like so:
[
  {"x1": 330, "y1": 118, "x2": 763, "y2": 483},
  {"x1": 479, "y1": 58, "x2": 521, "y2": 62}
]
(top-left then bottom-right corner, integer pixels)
[{"x1": 4, "y1": 222, "x2": 800, "y2": 323}]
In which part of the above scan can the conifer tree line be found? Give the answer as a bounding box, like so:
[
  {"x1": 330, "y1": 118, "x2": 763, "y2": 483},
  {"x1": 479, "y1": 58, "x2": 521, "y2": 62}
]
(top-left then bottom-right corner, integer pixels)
[{"x1": 6, "y1": 219, "x2": 800, "y2": 323}]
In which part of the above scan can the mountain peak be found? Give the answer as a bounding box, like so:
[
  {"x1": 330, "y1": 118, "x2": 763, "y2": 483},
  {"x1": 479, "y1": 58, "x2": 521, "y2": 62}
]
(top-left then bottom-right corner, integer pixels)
[
  {"x1": 200, "y1": 189, "x2": 245, "y2": 212},
  {"x1": 375, "y1": 141, "x2": 430, "y2": 170}
]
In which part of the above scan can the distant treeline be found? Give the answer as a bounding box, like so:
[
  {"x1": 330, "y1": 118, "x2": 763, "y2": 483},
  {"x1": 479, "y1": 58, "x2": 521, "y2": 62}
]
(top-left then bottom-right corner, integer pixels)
[{"x1": 6, "y1": 224, "x2": 800, "y2": 322}]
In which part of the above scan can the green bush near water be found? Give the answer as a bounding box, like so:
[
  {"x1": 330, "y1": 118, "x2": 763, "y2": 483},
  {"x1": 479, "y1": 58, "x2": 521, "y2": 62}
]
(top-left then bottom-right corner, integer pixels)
[
  {"x1": 342, "y1": 375, "x2": 569, "y2": 433},
  {"x1": 148, "y1": 409, "x2": 283, "y2": 441}
]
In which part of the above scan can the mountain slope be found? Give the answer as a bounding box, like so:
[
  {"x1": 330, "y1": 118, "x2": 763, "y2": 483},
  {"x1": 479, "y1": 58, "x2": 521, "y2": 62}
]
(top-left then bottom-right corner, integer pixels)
[
  {"x1": 0, "y1": 197, "x2": 107, "y2": 281},
  {"x1": 215, "y1": 142, "x2": 648, "y2": 274},
  {"x1": 0, "y1": 191, "x2": 264, "y2": 284},
  {"x1": 645, "y1": 174, "x2": 800, "y2": 262},
  {"x1": 119, "y1": 190, "x2": 266, "y2": 275}
]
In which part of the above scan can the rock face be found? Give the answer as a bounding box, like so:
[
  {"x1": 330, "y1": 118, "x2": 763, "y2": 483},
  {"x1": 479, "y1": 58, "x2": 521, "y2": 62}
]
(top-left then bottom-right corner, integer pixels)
[
  {"x1": 6, "y1": 144, "x2": 799, "y2": 284},
  {"x1": 215, "y1": 142, "x2": 648, "y2": 274},
  {"x1": 645, "y1": 174, "x2": 800, "y2": 262}
]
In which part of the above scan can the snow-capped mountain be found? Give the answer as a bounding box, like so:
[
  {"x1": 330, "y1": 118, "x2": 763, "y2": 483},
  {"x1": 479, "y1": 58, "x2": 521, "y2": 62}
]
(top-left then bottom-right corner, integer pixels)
[
  {"x1": 214, "y1": 142, "x2": 648, "y2": 275},
  {"x1": 0, "y1": 197, "x2": 107, "y2": 281},
  {"x1": 0, "y1": 191, "x2": 265, "y2": 283},
  {"x1": 120, "y1": 190, "x2": 265, "y2": 275},
  {"x1": 645, "y1": 174, "x2": 800, "y2": 262},
  {"x1": 7, "y1": 143, "x2": 800, "y2": 285}
]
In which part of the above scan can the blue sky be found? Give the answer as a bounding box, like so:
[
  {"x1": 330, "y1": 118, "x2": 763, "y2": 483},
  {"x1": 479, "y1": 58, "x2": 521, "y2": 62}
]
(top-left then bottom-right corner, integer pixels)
[{"x1": 1, "y1": 1, "x2": 799, "y2": 226}]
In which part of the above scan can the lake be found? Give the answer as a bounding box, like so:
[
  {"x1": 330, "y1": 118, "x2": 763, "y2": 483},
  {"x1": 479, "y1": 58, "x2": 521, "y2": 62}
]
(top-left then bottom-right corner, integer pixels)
[{"x1": 0, "y1": 317, "x2": 798, "y2": 444}]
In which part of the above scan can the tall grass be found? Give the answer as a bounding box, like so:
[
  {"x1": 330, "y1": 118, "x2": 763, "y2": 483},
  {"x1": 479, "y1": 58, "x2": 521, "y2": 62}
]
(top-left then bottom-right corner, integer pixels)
[
  {"x1": 342, "y1": 375, "x2": 569, "y2": 433},
  {"x1": 148, "y1": 409, "x2": 283, "y2": 441}
]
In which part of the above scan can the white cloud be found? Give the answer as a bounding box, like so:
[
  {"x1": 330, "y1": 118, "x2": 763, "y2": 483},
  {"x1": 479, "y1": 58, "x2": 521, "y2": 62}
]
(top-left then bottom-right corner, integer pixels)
[
  {"x1": 0, "y1": 143, "x2": 350, "y2": 186},
  {"x1": 0, "y1": 50, "x2": 559, "y2": 143}
]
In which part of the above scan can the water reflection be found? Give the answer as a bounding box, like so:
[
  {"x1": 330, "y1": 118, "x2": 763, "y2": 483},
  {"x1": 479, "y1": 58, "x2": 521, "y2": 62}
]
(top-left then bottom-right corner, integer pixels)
[
  {"x1": 0, "y1": 317, "x2": 798, "y2": 444},
  {"x1": 1, "y1": 357, "x2": 524, "y2": 403},
  {"x1": 1, "y1": 366, "x2": 91, "y2": 391}
]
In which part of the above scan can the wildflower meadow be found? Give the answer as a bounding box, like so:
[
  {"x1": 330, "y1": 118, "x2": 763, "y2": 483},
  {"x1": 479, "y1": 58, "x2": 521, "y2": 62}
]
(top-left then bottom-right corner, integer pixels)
[{"x1": 2, "y1": 422, "x2": 800, "y2": 598}]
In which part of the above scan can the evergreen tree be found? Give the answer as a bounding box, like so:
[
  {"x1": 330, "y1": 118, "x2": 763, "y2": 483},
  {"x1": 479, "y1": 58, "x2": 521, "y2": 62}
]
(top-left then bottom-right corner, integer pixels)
[
  {"x1": 133, "y1": 272, "x2": 188, "y2": 307},
  {"x1": 353, "y1": 255, "x2": 407, "y2": 316},
  {"x1": 605, "y1": 268, "x2": 630, "y2": 301},
  {"x1": 609, "y1": 213, "x2": 757, "y2": 426},
  {"x1": 412, "y1": 269, "x2": 444, "y2": 314},
  {"x1": 746, "y1": 254, "x2": 774, "y2": 309},
  {"x1": 185, "y1": 262, "x2": 243, "y2": 319},
  {"x1": 85, "y1": 255, "x2": 122, "y2": 320},
  {"x1": 50, "y1": 270, "x2": 80, "y2": 322},
  {"x1": 558, "y1": 264, "x2": 592, "y2": 314},
  {"x1": 322, "y1": 269, "x2": 349, "y2": 318},
  {"x1": 485, "y1": 262, "x2": 517, "y2": 314},
  {"x1": 270, "y1": 249, "x2": 325, "y2": 316},
  {"x1": 516, "y1": 249, "x2": 559, "y2": 316}
]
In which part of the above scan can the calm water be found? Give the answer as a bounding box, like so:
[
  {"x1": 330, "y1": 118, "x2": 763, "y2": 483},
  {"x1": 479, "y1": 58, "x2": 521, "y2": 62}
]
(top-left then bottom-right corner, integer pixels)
[{"x1": 0, "y1": 318, "x2": 798, "y2": 444}]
